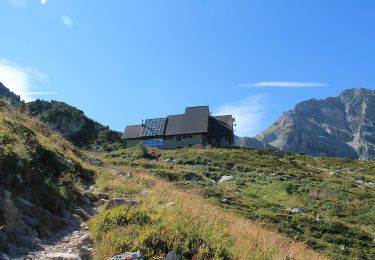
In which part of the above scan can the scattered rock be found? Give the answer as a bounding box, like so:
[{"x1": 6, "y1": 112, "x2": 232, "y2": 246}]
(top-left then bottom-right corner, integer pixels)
[
  {"x1": 44, "y1": 252, "x2": 80, "y2": 260},
  {"x1": 78, "y1": 245, "x2": 92, "y2": 257},
  {"x1": 222, "y1": 198, "x2": 229, "y2": 204},
  {"x1": 166, "y1": 251, "x2": 179, "y2": 260},
  {"x1": 98, "y1": 192, "x2": 110, "y2": 200},
  {"x1": 99, "y1": 198, "x2": 108, "y2": 205},
  {"x1": 73, "y1": 208, "x2": 91, "y2": 221},
  {"x1": 289, "y1": 208, "x2": 303, "y2": 214},
  {"x1": 79, "y1": 234, "x2": 92, "y2": 246},
  {"x1": 0, "y1": 253, "x2": 10, "y2": 260},
  {"x1": 164, "y1": 158, "x2": 176, "y2": 163},
  {"x1": 164, "y1": 202, "x2": 176, "y2": 207},
  {"x1": 329, "y1": 171, "x2": 340, "y2": 177},
  {"x1": 218, "y1": 175, "x2": 235, "y2": 183},
  {"x1": 15, "y1": 234, "x2": 39, "y2": 249},
  {"x1": 80, "y1": 223, "x2": 89, "y2": 230},
  {"x1": 106, "y1": 198, "x2": 139, "y2": 209},
  {"x1": 140, "y1": 190, "x2": 151, "y2": 196},
  {"x1": 109, "y1": 251, "x2": 143, "y2": 260}
]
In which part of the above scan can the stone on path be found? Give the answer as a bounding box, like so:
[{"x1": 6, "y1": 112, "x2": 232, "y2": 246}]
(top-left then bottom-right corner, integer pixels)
[
  {"x1": 166, "y1": 251, "x2": 179, "y2": 260},
  {"x1": 44, "y1": 252, "x2": 80, "y2": 260},
  {"x1": 109, "y1": 251, "x2": 143, "y2": 260}
]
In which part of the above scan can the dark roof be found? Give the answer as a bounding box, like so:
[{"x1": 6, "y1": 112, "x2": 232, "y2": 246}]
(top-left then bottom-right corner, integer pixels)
[
  {"x1": 209, "y1": 115, "x2": 234, "y2": 137},
  {"x1": 165, "y1": 106, "x2": 209, "y2": 136},
  {"x1": 164, "y1": 114, "x2": 185, "y2": 136},
  {"x1": 214, "y1": 115, "x2": 234, "y2": 128},
  {"x1": 122, "y1": 125, "x2": 143, "y2": 139},
  {"x1": 123, "y1": 106, "x2": 235, "y2": 139}
]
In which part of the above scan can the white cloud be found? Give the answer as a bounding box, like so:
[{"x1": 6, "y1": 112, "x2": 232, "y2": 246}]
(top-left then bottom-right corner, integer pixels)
[
  {"x1": 61, "y1": 16, "x2": 74, "y2": 28},
  {"x1": 214, "y1": 94, "x2": 266, "y2": 137},
  {"x1": 8, "y1": 0, "x2": 29, "y2": 8},
  {"x1": 240, "y1": 81, "x2": 328, "y2": 88},
  {"x1": 0, "y1": 60, "x2": 56, "y2": 102},
  {"x1": 40, "y1": 0, "x2": 48, "y2": 5}
]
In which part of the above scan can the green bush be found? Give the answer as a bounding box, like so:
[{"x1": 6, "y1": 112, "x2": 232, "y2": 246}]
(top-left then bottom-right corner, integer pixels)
[{"x1": 89, "y1": 205, "x2": 233, "y2": 259}]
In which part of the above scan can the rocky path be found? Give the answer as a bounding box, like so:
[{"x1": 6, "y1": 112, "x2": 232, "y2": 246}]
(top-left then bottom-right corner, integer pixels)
[{"x1": 25, "y1": 206, "x2": 96, "y2": 260}]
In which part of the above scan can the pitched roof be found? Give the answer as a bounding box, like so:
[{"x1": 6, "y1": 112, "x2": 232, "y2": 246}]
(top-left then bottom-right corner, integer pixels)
[
  {"x1": 122, "y1": 125, "x2": 143, "y2": 139},
  {"x1": 209, "y1": 115, "x2": 234, "y2": 137},
  {"x1": 165, "y1": 106, "x2": 209, "y2": 136},
  {"x1": 214, "y1": 115, "x2": 234, "y2": 128}
]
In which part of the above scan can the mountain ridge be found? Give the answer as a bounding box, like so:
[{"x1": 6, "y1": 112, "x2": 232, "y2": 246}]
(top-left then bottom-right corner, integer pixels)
[{"x1": 257, "y1": 88, "x2": 375, "y2": 160}]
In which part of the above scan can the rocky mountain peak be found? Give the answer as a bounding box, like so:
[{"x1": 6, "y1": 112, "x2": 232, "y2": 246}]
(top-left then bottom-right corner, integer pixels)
[{"x1": 257, "y1": 88, "x2": 375, "y2": 160}]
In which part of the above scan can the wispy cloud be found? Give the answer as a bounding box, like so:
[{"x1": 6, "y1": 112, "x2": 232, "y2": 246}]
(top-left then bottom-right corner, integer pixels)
[
  {"x1": 8, "y1": 0, "x2": 29, "y2": 8},
  {"x1": 40, "y1": 0, "x2": 48, "y2": 5},
  {"x1": 239, "y1": 81, "x2": 328, "y2": 88},
  {"x1": 61, "y1": 15, "x2": 74, "y2": 28},
  {"x1": 214, "y1": 94, "x2": 267, "y2": 137},
  {"x1": 0, "y1": 59, "x2": 57, "y2": 102}
]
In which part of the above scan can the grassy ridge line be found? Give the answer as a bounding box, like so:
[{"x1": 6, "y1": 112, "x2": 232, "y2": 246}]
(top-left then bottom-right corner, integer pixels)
[{"x1": 95, "y1": 165, "x2": 325, "y2": 259}]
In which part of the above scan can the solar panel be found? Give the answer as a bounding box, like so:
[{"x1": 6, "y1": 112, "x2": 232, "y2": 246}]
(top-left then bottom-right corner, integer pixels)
[{"x1": 141, "y1": 118, "x2": 167, "y2": 137}]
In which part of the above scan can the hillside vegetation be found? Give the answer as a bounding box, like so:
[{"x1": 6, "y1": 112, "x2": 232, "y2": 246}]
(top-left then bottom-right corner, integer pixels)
[
  {"x1": 0, "y1": 99, "x2": 97, "y2": 257},
  {"x1": 0, "y1": 99, "x2": 324, "y2": 259},
  {"x1": 26, "y1": 99, "x2": 123, "y2": 150},
  {"x1": 0, "y1": 82, "x2": 22, "y2": 106},
  {"x1": 97, "y1": 146, "x2": 375, "y2": 259},
  {"x1": 89, "y1": 161, "x2": 323, "y2": 260}
]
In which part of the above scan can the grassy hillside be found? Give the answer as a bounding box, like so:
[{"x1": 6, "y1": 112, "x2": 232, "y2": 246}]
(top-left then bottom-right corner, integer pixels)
[
  {"x1": 0, "y1": 100, "x2": 324, "y2": 259},
  {"x1": 89, "y1": 160, "x2": 323, "y2": 260},
  {"x1": 26, "y1": 99, "x2": 123, "y2": 149},
  {"x1": 0, "y1": 99, "x2": 99, "y2": 256},
  {"x1": 0, "y1": 99, "x2": 94, "y2": 208},
  {"x1": 96, "y1": 146, "x2": 375, "y2": 259}
]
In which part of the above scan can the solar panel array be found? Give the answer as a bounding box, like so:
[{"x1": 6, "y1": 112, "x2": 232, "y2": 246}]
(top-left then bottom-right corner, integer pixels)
[{"x1": 141, "y1": 118, "x2": 167, "y2": 137}]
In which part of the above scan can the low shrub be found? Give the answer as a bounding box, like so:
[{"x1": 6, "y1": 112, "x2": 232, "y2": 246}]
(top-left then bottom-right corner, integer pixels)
[{"x1": 89, "y1": 204, "x2": 233, "y2": 259}]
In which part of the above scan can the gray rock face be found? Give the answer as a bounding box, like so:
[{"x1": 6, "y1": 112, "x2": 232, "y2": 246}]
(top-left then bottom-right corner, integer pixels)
[
  {"x1": 234, "y1": 135, "x2": 273, "y2": 149},
  {"x1": 106, "y1": 198, "x2": 139, "y2": 209},
  {"x1": 257, "y1": 88, "x2": 375, "y2": 160}
]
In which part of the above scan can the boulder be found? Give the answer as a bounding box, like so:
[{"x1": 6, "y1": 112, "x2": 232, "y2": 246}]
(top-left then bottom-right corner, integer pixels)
[
  {"x1": 79, "y1": 245, "x2": 93, "y2": 257},
  {"x1": 109, "y1": 251, "x2": 143, "y2": 260},
  {"x1": 166, "y1": 251, "x2": 179, "y2": 260},
  {"x1": 289, "y1": 208, "x2": 303, "y2": 214},
  {"x1": 79, "y1": 234, "x2": 92, "y2": 246},
  {"x1": 98, "y1": 192, "x2": 110, "y2": 200},
  {"x1": 140, "y1": 190, "x2": 151, "y2": 196},
  {"x1": 73, "y1": 208, "x2": 91, "y2": 221},
  {"x1": 218, "y1": 175, "x2": 235, "y2": 183},
  {"x1": 44, "y1": 252, "x2": 80, "y2": 260},
  {"x1": 106, "y1": 198, "x2": 139, "y2": 209}
]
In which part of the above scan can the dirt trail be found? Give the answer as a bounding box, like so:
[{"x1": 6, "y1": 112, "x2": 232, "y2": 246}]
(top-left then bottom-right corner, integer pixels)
[{"x1": 26, "y1": 205, "x2": 96, "y2": 260}]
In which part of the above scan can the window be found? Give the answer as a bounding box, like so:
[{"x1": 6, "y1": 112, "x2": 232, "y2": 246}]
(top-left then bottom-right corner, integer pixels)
[
  {"x1": 143, "y1": 138, "x2": 164, "y2": 147},
  {"x1": 176, "y1": 136, "x2": 182, "y2": 141}
]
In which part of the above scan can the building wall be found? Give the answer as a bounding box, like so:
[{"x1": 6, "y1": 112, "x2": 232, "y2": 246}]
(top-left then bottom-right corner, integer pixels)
[
  {"x1": 126, "y1": 134, "x2": 233, "y2": 149},
  {"x1": 125, "y1": 138, "x2": 142, "y2": 147},
  {"x1": 163, "y1": 134, "x2": 204, "y2": 149},
  {"x1": 209, "y1": 136, "x2": 231, "y2": 147}
]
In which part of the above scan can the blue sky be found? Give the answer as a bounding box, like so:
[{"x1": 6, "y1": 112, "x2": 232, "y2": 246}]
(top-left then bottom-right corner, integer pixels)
[{"x1": 1, "y1": 0, "x2": 375, "y2": 136}]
